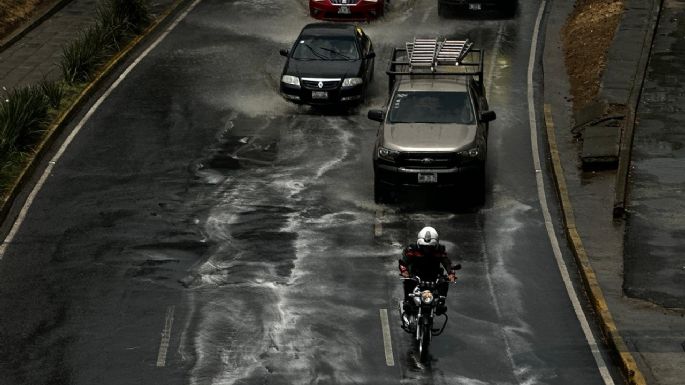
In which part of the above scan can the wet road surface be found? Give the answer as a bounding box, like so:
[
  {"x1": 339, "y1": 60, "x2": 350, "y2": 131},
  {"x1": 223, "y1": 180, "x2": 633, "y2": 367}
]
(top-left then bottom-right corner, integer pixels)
[{"x1": 0, "y1": 0, "x2": 625, "y2": 384}]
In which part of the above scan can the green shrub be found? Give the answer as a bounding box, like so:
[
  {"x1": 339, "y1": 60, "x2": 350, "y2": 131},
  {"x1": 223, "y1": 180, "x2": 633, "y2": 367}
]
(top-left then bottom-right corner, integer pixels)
[
  {"x1": 96, "y1": 0, "x2": 151, "y2": 49},
  {"x1": 60, "y1": 0, "x2": 151, "y2": 84},
  {"x1": 0, "y1": 86, "x2": 50, "y2": 160},
  {"x1": 39, "y1": 78, "x2": 65, "y2": 109},
  {"x1": 110, "y1": 0, "x2": 151, "y2": 34},
  {"x1": 60, "y1": 24, "x2": 111, "y2": 84},
  {"x1": 96, "y1": 1, "x2": 127, "y2": 50}
]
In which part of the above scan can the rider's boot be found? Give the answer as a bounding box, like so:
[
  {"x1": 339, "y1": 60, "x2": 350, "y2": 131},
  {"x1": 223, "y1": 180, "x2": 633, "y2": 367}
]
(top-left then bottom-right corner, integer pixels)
[{"x1": 400, "y1": 299, "x2": 411, "y2": 326}]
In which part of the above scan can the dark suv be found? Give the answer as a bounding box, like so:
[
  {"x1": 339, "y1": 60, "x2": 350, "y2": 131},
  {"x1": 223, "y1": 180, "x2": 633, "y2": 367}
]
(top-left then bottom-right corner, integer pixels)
[{"x1": 368, "y1": 38, "x2": 496, "y2": 203}]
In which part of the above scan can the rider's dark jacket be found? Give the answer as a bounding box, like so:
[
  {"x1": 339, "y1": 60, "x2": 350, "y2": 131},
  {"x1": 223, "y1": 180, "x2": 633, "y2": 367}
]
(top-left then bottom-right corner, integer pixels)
[{"x1": 399, "y1": 244, "x2": 456, "y2": 280}]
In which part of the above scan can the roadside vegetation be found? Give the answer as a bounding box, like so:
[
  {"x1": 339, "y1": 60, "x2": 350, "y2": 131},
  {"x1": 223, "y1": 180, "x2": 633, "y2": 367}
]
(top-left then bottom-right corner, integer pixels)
[
  {"x1": 0, "y1": 0, "x2": 48, "y2": 39},
  {"x1": 562, "y1": 0, "x2": 624, "y2": 111},
  {"x1": 0, "y1": 0, "x2": 150, "y2": 198}
]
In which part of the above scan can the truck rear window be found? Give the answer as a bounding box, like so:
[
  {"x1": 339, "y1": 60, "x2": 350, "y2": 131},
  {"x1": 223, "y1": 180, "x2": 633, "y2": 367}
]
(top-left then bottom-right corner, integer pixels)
[{"x1": 388, "y1": 91, "x2": 475, "y2": 124}]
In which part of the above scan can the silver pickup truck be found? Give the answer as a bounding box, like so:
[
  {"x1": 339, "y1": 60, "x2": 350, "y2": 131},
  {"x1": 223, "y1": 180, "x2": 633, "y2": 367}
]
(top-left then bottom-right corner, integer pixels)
[{"x1": 368, "y1": 38, "x2": 496, "y2": 203}]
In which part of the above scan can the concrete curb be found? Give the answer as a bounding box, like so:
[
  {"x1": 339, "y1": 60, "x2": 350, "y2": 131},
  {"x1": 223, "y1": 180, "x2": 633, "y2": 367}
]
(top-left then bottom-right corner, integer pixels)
[
  {"x1": 0, "y1": 0, "x2": 192, "y2": 229},
  {"x1": 0, "y1": 0, "x2": 73, "y2": 54},
  {"x1": 612, "y1": 0, "x2": 663, "y2": 218},
  {"x1": 544, "y1": 104, "x2": 647, "y2": 385}
]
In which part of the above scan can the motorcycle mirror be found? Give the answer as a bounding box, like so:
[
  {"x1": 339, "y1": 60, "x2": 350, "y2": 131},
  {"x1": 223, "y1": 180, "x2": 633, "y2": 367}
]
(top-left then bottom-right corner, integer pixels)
[{"x1": 453, "y1": 264, "x2": 462, "y2": 270}]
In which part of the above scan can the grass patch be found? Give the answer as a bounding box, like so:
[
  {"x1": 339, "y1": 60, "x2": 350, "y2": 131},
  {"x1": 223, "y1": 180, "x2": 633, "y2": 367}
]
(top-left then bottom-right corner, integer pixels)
[{"x1": 0, "y1": 151, "x2": 31, "y2": 196}]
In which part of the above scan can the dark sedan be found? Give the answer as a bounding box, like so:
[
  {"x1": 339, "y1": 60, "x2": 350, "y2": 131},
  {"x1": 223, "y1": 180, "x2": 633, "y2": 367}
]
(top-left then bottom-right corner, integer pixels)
[{"x1": 279, "y1": 23, "x2": 375, "y2": 106}]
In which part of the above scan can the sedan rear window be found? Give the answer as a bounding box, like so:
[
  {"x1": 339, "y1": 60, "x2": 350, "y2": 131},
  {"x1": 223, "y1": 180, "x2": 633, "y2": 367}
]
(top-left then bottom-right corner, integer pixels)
[
  {"x1": 388, "y1": 91, "x2": 475, "y2": 124},
  {"x1": 292, "y1": 36, "x2": 360, "y2": 61}
]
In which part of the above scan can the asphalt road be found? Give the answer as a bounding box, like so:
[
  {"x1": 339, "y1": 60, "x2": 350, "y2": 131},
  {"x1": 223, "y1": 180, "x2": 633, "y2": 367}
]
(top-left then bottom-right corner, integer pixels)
[{"x1": 0, "y1": 0, "x2": 626, "y2": 384}]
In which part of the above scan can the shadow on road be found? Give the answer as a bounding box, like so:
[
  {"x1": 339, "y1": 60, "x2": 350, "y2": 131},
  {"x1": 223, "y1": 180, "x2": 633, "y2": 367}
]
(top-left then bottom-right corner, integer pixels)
[{"x1": 380, "y1": 188, "x2": 483, "y2": 214}]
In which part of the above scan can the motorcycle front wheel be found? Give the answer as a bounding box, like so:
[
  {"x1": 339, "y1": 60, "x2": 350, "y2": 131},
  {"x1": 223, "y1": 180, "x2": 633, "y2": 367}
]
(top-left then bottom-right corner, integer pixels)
[{"x1": 417, "y1": 318, "x2": 432, "y2": 362}]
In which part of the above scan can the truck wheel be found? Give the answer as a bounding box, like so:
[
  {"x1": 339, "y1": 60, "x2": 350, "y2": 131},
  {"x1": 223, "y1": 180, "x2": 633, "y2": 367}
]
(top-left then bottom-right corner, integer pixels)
[
  {"x1": 472, "y1": 168, "x2": 486, "y2": 205},
  {"x1": 374, "y1": 177, "x2": 386, "y2": 203},
  {"x1": 502, "y1": 1, "x2": 517, "y2": 18},
  {"x1": 438, "y1": 2, "x2": 446, "y2": 17}
]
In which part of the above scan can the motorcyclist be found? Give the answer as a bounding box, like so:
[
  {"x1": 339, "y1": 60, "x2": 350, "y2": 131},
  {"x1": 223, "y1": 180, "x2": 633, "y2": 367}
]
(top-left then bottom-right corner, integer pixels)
[{"x1": 399, "y1": 226, "x2": 458, "y2": 316}]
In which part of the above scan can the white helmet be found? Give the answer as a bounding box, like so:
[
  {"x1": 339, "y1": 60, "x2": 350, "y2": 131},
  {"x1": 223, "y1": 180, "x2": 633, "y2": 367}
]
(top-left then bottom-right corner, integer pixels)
[{"x1": 417, "y1": 226, "x2": 439, "y2": 248}]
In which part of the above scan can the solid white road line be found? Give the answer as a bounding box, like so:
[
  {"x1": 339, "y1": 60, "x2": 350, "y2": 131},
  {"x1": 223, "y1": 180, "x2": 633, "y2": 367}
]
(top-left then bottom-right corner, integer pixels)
[
  {"x1": 486, "y1": 22, "x2": 506, "y2": 96},
  {"x1": 156, "y1": 305, "x2": 176, "y2": 367},
  {"x1": 379, "y1": 308, "x2": 395, "y2": 366},
  {"x1": 527, "y1": 2, "x2": 615, "y2": 384},
  {"x1": 0, "y1": 0, "x2": 205, "y2": 261}
]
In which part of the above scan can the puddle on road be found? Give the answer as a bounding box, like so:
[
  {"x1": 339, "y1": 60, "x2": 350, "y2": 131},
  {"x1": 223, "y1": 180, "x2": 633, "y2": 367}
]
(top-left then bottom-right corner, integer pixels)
[{"x1": 195, "y1": 115, "x2": 281, "y2": 174}]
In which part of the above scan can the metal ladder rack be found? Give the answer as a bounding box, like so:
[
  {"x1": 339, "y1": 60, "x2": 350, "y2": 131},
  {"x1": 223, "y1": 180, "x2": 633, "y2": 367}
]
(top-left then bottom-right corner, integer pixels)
[
  {"x1": 436, "y1": 39, "x2": 472, "y2": 65},
  {"x1": 407, "y1": 38, "x2": 438, "y2": 68},
  {"x1": 406, "y1": 38, "x2": 473, "y2": 69}
]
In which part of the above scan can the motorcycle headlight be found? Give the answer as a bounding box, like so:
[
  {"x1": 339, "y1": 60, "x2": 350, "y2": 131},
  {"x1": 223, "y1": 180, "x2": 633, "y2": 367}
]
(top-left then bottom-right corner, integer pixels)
[
  {"x1": 378, "y1": 146, "x2": 399, "y2": 162},
  {"x1": 421, "y1": 290, "x2": 433, "y2": 304},
  {"x1": 458, "y1": 147, "x2": 480, "y2": 158},
  {"x1": 342, "y1": 77, "x2": 363, "y2": 88},
  {"x1": 281, "y1": 75, "x2": 300, "y2": 87}
]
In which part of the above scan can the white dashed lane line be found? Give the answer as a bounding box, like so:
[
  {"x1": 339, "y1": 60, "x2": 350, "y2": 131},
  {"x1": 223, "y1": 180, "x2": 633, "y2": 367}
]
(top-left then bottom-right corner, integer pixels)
[
  {"x1": 156, "y1": 305, "x2": 175, "y2": 368},
  {"x1": 374, "y1": 208, "x2": 384, "y2": 237},
  {"x1": 379, "y1": 308, "x2": 395, "y2": 366}
]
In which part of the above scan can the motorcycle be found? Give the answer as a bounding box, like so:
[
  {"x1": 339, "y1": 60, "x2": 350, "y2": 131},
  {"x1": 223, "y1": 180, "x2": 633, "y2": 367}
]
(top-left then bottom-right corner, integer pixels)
[{"x1": 399, "y1": 265, "x2": 460, "y2": 362}]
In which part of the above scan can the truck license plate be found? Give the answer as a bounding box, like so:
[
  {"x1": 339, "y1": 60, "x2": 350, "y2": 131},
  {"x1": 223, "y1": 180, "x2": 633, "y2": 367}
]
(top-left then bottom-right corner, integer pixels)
[
  {"x1": 418, "y1": 173, "x2": 438, "y2": 183},
  {"x1": 312, "y1": 91, "x2": 328, "y2": 99},
  {"x1": 338, "y1": 6, "x2": 351, "y2": 14},
  {"x1": 469, "y1": 3, "x2": 482, "y2": 10}
]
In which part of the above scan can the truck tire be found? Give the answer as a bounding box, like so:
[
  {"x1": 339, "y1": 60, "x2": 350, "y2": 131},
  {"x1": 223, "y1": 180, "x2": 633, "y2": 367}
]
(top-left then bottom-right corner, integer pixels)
[
  {"x1": 472, "y1": 167, "x2": 486, "y2": 205},
  {"x1": 374, "y1": 177, "x2": 386, "y2": 203},
  {"x1": 502, "y1": 1, "x2": 517, "y2": 18},
  {"x1": 437, "y1": 2, "x2": 447, "y2": 17}
]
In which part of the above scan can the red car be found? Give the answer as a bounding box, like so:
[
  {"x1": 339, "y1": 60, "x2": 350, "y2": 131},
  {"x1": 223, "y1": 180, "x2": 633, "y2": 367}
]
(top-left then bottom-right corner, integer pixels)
[{"x1": 309, "y1": 0, "x2": 386, "y2": 21}]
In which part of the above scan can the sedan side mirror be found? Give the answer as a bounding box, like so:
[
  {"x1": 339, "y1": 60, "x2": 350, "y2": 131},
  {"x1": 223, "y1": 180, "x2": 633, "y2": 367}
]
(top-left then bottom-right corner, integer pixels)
[
  {"x1": 279, "y1": 49, "x2": 289, "y2": 57},
  {"x1": 366, "y1": 52, "x2": 376, "y2": 59},
  {"x1": 367, "y1": 109, "x2": 385, "y2": 122},
  {"x1": 480, "y1": 110, "x2": 496, "y2": 122}
]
